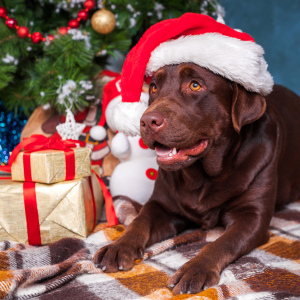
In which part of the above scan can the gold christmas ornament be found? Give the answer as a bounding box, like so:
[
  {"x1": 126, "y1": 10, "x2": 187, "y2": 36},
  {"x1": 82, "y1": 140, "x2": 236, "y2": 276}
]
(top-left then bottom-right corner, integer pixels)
[{"x1": 91, "y1": 8, "x2": 116, "y2": 34}]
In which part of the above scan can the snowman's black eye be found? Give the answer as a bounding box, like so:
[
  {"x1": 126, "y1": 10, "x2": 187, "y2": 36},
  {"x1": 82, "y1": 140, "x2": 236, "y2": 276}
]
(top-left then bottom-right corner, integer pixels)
[{"x1": 190, "y1": 81, "x2": 201, "y2": 91}]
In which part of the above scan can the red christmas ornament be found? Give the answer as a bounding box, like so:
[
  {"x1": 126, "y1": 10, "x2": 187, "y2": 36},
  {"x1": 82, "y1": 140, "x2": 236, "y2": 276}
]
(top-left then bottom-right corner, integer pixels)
[
  {"x1": 31, "y1": 32, "x2": 43, "y2": 44},
  {"x1": 146, "y1": 168, "x2": 158, "y2": 180},
  {"x1": 84, "y1": 0, "x2": 95, "y2": 10},
  {"x1": 17, "y1": 26, "x2": 29, "y2": 38},
  {"x1": 0, "y1": 4, "x2": 93, "y2": 44},
  {"x1": 0, "y1": 7, "x2": 7, "y2": 18},
  {"x1": 5, "y1": 18, "x2": 17, "y2": 29},
  {"x1": 68, "y1": 19, "x2": 80, "y2": 28},
  {"x1": 58, "y1": 26, "x2": 68, "y2": 35},
  {"x1": 78, "y1": 9, "x2": 88, "y2": 21},
  {"x1": 48, "y1": 34, "x2": 54, "y2": 42}
]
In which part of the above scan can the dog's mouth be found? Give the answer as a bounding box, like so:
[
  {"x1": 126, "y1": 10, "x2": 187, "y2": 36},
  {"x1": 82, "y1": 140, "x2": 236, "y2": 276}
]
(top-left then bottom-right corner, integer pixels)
[{"x1": 155, "y1": 139, "x2": 208, "y2": 164}]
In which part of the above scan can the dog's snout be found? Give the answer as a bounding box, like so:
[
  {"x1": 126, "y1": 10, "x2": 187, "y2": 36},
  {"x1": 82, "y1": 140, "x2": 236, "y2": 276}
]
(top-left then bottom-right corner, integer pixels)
[{"x1": 140, "y1": 112, "x2": 165, "y2": 132}]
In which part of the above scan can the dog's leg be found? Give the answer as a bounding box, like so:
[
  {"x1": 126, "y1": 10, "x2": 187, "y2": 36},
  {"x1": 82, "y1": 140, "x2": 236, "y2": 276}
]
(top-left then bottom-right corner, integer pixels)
[
  {"x1": 168, "y1": 180, "x2": 276, "y2": 295},
  {"x1": 93, "y1": 200, "x2": 187, "y2": 272}
]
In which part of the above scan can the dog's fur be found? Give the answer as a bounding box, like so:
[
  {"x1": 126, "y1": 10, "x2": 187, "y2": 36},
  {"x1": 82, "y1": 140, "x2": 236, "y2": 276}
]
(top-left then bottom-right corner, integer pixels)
[{"x1": 94, "y1": 63, "x2": 300, "y2": 295}]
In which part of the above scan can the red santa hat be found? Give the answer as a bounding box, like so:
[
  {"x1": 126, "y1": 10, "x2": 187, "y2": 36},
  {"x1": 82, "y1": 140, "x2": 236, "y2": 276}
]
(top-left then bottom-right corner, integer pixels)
[{"x1": 112, "y1": 13, "x2": 274, "y2": 136}]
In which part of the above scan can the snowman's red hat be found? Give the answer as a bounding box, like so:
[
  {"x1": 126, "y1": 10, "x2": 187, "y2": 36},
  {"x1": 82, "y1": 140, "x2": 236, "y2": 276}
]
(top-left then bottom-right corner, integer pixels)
[
  {"x1": 89, "y1": 73, "x2": 121, "y2": 141},
  {"x1": 112, "y1": 13, "x2": 273, "y2": 136}
]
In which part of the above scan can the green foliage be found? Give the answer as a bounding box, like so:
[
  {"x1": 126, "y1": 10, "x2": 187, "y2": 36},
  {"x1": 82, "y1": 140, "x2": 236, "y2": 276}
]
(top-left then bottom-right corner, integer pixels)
[{"x1": 0, "y1": 0, "x2": 221, "y2": 115}]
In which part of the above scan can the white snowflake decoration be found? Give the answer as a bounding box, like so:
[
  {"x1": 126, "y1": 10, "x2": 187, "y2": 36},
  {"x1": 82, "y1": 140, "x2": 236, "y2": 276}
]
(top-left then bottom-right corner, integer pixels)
[
  {"x1": 79, "y1": 80, "x2": 93, "y2": 90},
  {"x1": 126, "y1": 4, "x2": 134, "y2": 12},
  {"x1": 56, "y1": 79, "x2": 77, "y2": 105},
  {"x1": 56, "y1": 109, "x2": 86, "y2": 140},
  {"x1": 154, "y1": 3, "x2": 164, "y2": 20},
  {"x1": 43, "y1": 103, "x2": 51, "y2": 110},
  {"x1": 68, "y1": 29, "x2": 91, "y2": 50},
  {"x1": 2, "y1": 54, "x2": 18, "y2": 65},
  {"x1": 129, "y1": 18, "x2": 136, "y2": 28},
  {"x1": 216, "y1": 14, "x2": 225, "y2": 24}
]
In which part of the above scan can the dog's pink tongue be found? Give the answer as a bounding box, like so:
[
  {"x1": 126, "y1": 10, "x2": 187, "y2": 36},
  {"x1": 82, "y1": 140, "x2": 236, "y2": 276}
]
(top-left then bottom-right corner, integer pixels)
[{"x1": 155, "y1": 144, "x2": 172, "y2": 156}]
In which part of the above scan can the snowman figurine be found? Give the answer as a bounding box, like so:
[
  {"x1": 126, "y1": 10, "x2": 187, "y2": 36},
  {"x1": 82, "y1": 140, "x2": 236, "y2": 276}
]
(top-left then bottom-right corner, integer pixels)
[{"x1": 106, "y1": 91, "x2": 158, "y2": 205}]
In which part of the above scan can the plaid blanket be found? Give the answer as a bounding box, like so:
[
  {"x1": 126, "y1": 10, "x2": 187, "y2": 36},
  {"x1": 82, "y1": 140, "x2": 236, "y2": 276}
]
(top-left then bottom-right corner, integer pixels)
[{"x1": 0, "y1": 199, "x2": 299, "y2": 300}]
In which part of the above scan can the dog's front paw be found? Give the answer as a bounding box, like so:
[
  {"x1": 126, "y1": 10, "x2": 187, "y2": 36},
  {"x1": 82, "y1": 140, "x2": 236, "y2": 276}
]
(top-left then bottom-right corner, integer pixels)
[
  {"x1": 93, "y1": 240, "x2": 144, "y2": 273},
  {"x1": 167, "y1": 257, "x2": 220, "y2": 295}
]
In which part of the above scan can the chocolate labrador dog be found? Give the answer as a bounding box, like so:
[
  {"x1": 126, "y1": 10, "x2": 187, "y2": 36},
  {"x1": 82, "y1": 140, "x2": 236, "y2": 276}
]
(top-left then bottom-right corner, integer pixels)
[{"x1": 94, "y1": 62, "x2": 300, "y2": 295}]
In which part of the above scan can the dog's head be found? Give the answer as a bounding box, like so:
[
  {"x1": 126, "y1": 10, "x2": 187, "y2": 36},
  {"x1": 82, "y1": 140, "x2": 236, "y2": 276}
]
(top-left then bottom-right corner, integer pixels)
[{"x1": 140, "y1": 63, "x2": 266, "y2": 171}]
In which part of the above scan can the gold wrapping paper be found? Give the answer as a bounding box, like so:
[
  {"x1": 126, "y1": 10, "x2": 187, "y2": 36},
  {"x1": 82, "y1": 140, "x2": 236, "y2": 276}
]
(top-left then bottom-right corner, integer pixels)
[
  {"x1": 11, "y1": 147, "x2": 91, "y2": 184},
  {"x1": 0, "y1": 175, "x2": 103, "y2": 245}
]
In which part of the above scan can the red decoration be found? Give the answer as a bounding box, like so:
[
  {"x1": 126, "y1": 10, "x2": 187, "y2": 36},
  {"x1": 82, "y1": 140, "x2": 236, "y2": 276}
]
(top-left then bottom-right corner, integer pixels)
[
  {"x1": 139, "y1": 137, "x2": 149, "y2": 149},
  {"x1": 58, "y1": 26, "x2": 68, "y2": 35},
  {"x1": 92, "y1": 170, "x2": 118, "y2": 226},
  {"x1": 68, "y1": 19, "x2": 80, "y2": 29},
  {"x1": 146, "y1": 168, "x2": 158, "y2": 180},
  {"x1": 0, "y1": 3, "x2": 93, "y2": 44},
  {"x1": 0, "y1": 7, "x2": 7, "y2": 18},
  {"x1": 23, "y1": 182, "x2": 41, "y2": 245},
  {"x1": 48, "y1": 34, "x2": 54, "y2": 42},
  {"x1": 31, "y1": 32, "x2": 43, "y2": 44},
  {"x1": 88, "y1": 177, "x2": 97, "y2": 228},
  {"x1": 84, "y1": 0, "x2": 95, "y2": 10},
  {"x1": 17, "y1": 26, "x2": 29, "y2": 38},
  {"x1": 78, "y1": 9, "x2": 88, "y2": 21},
  {"x1": 5, "y1": 18, "x2": 17, "y2": 28}
]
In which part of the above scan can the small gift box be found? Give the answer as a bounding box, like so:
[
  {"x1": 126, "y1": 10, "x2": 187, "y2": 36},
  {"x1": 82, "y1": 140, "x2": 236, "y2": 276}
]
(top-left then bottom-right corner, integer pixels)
[
  {"x1": 10, "y1": 135, "x2": 91, "y2": 184},
  {"x1": 0, "y1": 174, "x2": 104, "y2": 245}
]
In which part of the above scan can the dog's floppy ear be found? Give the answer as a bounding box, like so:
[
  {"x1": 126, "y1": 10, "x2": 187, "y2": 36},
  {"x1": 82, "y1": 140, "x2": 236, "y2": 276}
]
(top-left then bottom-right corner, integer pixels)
[{"x1": 231, "y1": 83, "x2": 266, "y2": 133}]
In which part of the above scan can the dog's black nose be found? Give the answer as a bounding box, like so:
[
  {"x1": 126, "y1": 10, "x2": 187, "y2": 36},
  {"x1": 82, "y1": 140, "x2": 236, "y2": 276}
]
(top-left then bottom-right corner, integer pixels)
[{"x1": 140, "y1": 112, "x2": 165, "y2": 132}]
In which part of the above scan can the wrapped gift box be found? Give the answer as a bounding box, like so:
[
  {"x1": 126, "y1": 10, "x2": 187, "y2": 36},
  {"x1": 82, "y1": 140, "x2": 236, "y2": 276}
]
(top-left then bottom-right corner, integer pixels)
[
  {"x1": 11, "y1": 147, "x2": 91, "y2": 184},
  {"x1": 0, "y1": 174, "x2": 103, "y2": 245}
]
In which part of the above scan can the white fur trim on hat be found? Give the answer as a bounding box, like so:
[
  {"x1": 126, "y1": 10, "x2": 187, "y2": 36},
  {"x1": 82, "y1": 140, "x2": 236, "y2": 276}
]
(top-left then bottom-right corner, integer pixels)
[
  {"x1": 146, "y1": 33, "x2": 274, "y2": 96},
  {"x1": 112, "y1": 93, "x2": 149, "y2": 136}
]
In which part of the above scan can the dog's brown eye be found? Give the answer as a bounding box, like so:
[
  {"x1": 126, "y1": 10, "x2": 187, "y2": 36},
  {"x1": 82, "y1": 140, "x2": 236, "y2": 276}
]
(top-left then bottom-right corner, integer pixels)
[
  {"x1": 190, "y1": 82, "x2": 201, "y2": 91},
  {"x1": 151, "y1": 84, "x2": 157, "y2": 93}
]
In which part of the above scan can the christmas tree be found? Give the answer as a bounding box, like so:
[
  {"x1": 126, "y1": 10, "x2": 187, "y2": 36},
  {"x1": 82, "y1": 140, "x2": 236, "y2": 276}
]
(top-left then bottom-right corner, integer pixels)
[
  {"x1": 0, "y1": 0, "x2": 223, "y2": 115},
  {"x1": 0, "y1": 0, "x2": 223, "y2": 164}
]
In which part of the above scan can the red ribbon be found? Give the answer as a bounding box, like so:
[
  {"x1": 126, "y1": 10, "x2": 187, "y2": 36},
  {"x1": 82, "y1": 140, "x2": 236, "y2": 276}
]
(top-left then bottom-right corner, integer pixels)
[
  {"x1": 0, "y1": 135, "x2": 85, "y2": 182},
  {"x1": 89, "y1": 176, "x2": 97, "y2": 228},
  {"x1": 23, "y1": 182, "x2": 41, "y2": 245},
  {"x1": 0, "y1": 177, "x2": 41, "y2": 245},
  {"x1": 92, "y1": 170, "x2": 118, "y2": 227}
]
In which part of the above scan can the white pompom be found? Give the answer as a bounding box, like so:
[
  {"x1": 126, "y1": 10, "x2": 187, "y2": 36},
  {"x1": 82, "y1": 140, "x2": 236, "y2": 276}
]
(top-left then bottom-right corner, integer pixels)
[
  {"x1": 105, "y1": 95, "x2": 122, "y2": 132},
  {"x1": 111, "y1": 132, "x2": 130, "y2": 160},
  {"x1": 90, "y1": 125, "x2": 107, "y2": 141}
]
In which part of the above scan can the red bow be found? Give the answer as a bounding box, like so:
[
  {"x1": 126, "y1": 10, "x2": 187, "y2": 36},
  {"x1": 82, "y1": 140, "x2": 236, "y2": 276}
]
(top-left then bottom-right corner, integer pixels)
[
  {"x1": 9, "y1": 134, "x2": 85, "y2": 166},
  {"x1": 1, "y1": 134, "x2": 85, "y2": 181}
]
